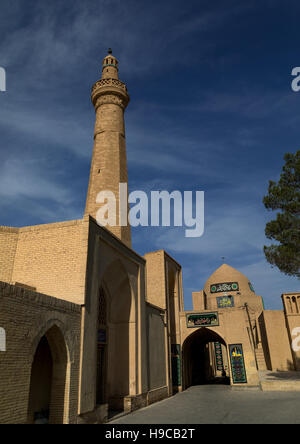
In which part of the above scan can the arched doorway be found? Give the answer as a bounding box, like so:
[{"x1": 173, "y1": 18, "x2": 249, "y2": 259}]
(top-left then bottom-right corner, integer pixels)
[
  {"x1": 182, "y1": 328, "x2": 229, "y2": 389},
  {"x1": 27, "y1": 325, "x2": 69, "y2": 424},
  {"x1": 98, "y1": 260, "x2": 134, "y2": 412}
]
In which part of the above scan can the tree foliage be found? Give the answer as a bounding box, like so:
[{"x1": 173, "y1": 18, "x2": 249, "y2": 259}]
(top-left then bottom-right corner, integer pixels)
[{"x1": 263, "y1": 150, "x2": 300, "y2": 278}]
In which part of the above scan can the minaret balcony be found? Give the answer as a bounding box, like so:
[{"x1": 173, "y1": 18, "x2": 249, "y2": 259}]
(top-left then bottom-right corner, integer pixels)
[
  {"x1": 91, "y1": 78, "x2": 129, "y2": 109},
  {"x1": 92, "y1": 78, "x2": 128, "y2": 93}
]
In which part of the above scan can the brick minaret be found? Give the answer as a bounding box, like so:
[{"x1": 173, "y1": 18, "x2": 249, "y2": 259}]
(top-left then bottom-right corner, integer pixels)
[{"x1": 85, "y1": 49, "x2": 131, "y2": 247}]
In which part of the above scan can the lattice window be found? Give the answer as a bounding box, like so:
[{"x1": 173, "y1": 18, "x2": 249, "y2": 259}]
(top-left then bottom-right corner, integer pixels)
[{"x1": 98, "y1": 289, "x2": 107, "y2": 328}]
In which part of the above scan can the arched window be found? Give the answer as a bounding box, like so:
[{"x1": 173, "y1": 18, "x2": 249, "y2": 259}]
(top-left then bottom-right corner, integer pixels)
[
  {"x1": 292, "y1": 296, "x2": 299, "y2": 314},
  {"x1": 98, "y1": 289, "x2": 107, "y2": 328},
  {"x1": 96, "y1": 289, "x2": 107, "y2": 405}
]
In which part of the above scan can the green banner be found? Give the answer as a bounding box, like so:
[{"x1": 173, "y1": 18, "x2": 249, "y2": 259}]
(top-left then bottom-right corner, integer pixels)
[
  {"x1": 186, "y1": 312, "x2": 219, "y2": 328},
  {"x1": 171, "y1": 344, "x2": 181, "y2": 386},
  {"x1": 214, "y1": 342, "x2": 224, "y2": 371},
  {"x1": 229, "y1": 344, "x2": 247, "y2": 384}
]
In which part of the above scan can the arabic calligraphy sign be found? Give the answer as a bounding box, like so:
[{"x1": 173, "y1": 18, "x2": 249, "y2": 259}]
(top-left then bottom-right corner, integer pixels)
[
  {"x1": 210, "y1": 282, "x2": 239, "y2": 293},
  {"x1": 187, "y1": 312, "x2": 219, "y2": 328},
  {"x1": 217, "y1": 295, "x2": 235, "y2": 308},
  {"x1": 229, "y1": 344, "x2": 247, "y2": 383}
]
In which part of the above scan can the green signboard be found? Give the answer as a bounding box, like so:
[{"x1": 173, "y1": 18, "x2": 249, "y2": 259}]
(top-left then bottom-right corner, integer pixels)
[
  {"x1": 229, "y1": 344, "x2": 247, "y2": 384},
  {"x1": 186, "y1": 312, "x2": 219, "y2": 328},
  {"x1": 171, "y1": 344, "x2": 181, "y2": 386},
  {"x1": 211, "y1": 282, "x2": 239, "y2": 293}
]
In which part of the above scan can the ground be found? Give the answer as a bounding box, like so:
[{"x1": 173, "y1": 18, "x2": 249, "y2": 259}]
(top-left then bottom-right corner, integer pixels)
[{"x1": 109, "y1": 386, "x2": 300, "y2": 424}]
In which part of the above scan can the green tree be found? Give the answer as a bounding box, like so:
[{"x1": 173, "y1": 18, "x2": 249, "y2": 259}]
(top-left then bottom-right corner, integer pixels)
[{"x1": 263, "y1": 150, "x2": 300, "y2": 278}]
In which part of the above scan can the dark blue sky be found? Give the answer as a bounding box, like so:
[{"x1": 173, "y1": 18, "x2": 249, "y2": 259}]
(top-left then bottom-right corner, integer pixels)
[{"x1": 0, "y1": 0, "x2": 299, "y2": 309}]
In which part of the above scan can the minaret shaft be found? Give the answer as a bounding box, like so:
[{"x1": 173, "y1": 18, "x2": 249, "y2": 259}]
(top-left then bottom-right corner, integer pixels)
[{"x1": 84, "y1": 51, "x2": 131, "y2": 247}]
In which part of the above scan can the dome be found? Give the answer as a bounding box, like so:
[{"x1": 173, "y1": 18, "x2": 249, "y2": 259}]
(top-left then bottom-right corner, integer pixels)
[{"x1": 204, "y1": 264, "x2": 256, "y2": 298}]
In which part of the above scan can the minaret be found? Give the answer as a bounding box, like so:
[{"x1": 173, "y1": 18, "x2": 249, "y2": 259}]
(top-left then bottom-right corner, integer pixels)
[{"x1": 85, "y1": 49, "x2": 131, "y2": 247}]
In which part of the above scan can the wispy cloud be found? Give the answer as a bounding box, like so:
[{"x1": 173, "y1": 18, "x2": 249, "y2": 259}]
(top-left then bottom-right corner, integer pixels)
[
  {"x1": 0, "y1": 158, "x2": 71, "y2": 203},
  {"x1": 0, "y1": 157, "x2": 82, "y2": 224},
  {"x1": 0, "y1": 0, "x2": 299, "y2": 310},
  {"x1": 0, "y1": 103, "x2": 93, "y2": 158}
]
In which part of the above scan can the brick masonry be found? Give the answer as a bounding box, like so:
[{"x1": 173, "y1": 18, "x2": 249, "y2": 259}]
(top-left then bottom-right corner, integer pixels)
[
  {"x1": 0, "y1": 282, "x2": 81, "y2": 424},
  {"x1": 0, "y1": 220, "x2": 88, "y2": 305}
]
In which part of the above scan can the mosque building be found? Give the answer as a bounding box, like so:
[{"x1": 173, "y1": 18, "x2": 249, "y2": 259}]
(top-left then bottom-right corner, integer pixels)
[{"x1": 0, "y1": 50, "x2": 299, "y2": 424}]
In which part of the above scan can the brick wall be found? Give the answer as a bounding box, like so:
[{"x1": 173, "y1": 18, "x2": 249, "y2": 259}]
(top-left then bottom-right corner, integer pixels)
[
  {"x1": 0, "y1": 281, "x2": 81, "y2": 424},
  {"x1": 0, "y1": 227, "x2": 18, "y2": 282},
  {"x1": 144, "y1": 251, "x2": 166, "y2": 310},
  {"x1": 258, "y1": 310, "x2": 294, "y2": 371},
  {"x1": 0, "y1": 220, "x2": 89, "y2": 305}
]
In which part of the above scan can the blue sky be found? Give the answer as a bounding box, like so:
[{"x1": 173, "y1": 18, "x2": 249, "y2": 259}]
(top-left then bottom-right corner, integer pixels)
[{"x1": 0, "y1": 0, "x2": 299, "y2": 310}]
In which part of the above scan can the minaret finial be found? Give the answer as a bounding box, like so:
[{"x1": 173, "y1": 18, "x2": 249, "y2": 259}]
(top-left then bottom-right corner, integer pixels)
[{"x1": 101, "y1": 49, "x2": 119, "y2": 80}]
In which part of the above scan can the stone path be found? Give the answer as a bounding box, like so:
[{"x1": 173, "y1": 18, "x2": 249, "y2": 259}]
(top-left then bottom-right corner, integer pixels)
[{"x1": 110, "y1": 385, "x2": 300, "y2": 424}]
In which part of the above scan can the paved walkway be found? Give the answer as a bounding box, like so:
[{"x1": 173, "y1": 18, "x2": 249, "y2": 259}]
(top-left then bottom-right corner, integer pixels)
[{"x1": 110, "y1": 385, "x2": 300, "y2": 424}]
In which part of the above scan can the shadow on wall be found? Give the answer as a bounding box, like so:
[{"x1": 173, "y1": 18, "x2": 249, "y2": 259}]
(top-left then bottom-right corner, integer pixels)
[
  {"x1": 266, "y1": 359, "x2": 300, "y2": 378},
  {"x1": 266, "y1": 370, "x2": 300, "y2": 380},
  {"x1": 292, "y1": 357, "x2": 300, "y2": 371}
]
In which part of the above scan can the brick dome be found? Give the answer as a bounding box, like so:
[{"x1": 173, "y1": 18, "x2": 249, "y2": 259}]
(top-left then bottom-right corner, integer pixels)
[{"x1": 204, "y1": 264, "x2": 256, "y2": 298}]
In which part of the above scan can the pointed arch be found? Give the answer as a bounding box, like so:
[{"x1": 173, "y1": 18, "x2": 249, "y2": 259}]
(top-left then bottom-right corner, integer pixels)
[
  {"x1": 27, "y1": 324, "x2": 70, "y2": 424},
  {"x1": 97, "y1": 258, "x2": 136, "y2": 410},
  {"x1": 182, "y1": 327, "x2": 228, "y2": 389},
  {"x1": 100, "y1": 258, "x2": 135, "y2": 323}
]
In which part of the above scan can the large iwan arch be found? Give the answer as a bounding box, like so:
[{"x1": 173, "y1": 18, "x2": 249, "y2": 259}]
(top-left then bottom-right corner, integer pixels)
[
  {"x1": 97, "y1": 259, "x2": 136, "y2": 411},
  {"x1": 182, "y1": 327, "x2": 229, "y2": 389}
]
